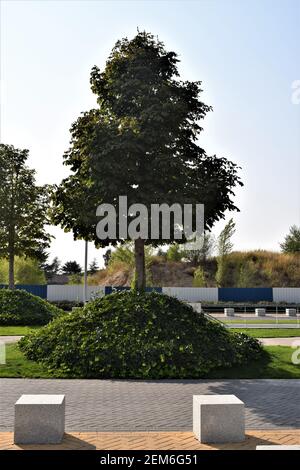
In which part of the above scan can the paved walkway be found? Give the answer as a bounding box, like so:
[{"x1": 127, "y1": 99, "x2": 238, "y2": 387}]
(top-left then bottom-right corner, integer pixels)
[
  {"x1": 0, "y1": 379, "x2": 299, "y2": 431},
  {"x1": 0, "y1": 336, "x2": 23, "y2": 344},
  {"x1": 260, "y1": 337, "x2": 300, "y2": 346},
  {"x1": 226, "y1": 324, "x2": 300, "y2": 329},
  {"x1": 1, "y1": 430, "x2": 300, "y2": 450}
]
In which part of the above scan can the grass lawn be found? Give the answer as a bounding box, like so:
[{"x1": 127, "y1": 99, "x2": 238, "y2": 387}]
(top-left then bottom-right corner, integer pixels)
[
  {"x1": 0, "y1": 344, "x2": 299, "y2": 379},
  {"x1": 231, "y1": 328, "x2": 300, "y2": 338},
  {"x1": 208, "y1": 346, "x2": 300, "y2": 379},
  {"x1": 0, "y1": 344, "x2": 64, "y2": 378},
  {"x1": 0, "y1": 326, "x2": 42, "y2": 336},
  {"x1": 224, "y1": 319, "x2": 300, "y2": 324}
]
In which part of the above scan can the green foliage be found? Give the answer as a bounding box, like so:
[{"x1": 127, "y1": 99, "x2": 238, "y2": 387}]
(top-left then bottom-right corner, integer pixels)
[
  {"x1": 88, "y1": 258, "x2": 99, "y2": 275},
  {"x1": 0, "y1": 144, "x2": 51, "y2": 287},
  {"x1": 0, "y1": 289, "x2": 63, "y2": 325},
  {"x1": 68, "y1": 274, "x2": 83, "y2": 285},
  {"x1": 238, "y1": 260, "x2": 256, "y2": 287},
  {"x1": 109, "y1": 243, "x2": 135, "y2": 269},
  {"x1": 0, "y1": 257, "x2": 46, "y2": 285},
  {"x1": 215, "y1": 256, "x2": 230, "y2": 287},
  {"x1": 192, "y1": 267, "x2": 206, "y2": 287},
  {"x1": 62, "y1": 260, "x2": 82, "y2": 275},
  {"x1": 217, "y1": 218, "x2": 236, "y2": 257},
  {"x1": 166, "y1": 243, "x2": 184, "y2": 262},
  {"x1": 215, "y1": 219, "x2": 236, "y2": 287},
  {"x1": 50, "y1": 300, "x2": 83, "y2": 311},
  {"x1": 280, "y1": 225, "x2": 300, "y2": 253},
  {"x1": 43, "y1": 256, "x2": 61, "y2": 281},
  {"x1": 19, "y1": 291, "x2": 263, "y2": 378},
  {"x1": 52, "y1": 32, "x2": 242, "y2": 289},
  {"x1": 184, "y1": 232, "x2": 215, "y2": 265}
]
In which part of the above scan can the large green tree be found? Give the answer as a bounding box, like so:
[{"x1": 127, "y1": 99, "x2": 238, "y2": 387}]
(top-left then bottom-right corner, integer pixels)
[
  {"x1": 53, "y1": 32, "x2": 242, "y2": 290},
  {"x1": 0, "y1": 144, "x2": 51, "y2": 288}
]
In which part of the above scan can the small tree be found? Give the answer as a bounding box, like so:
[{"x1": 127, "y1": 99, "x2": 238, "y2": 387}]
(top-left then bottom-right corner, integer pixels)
[
  {"x1": 88, "y1": 258, "x2": 99, "y2": 275},
  {"x1": 62, "y1": 261, "x2": 82, "y2": 275},
  {"x1": 0, "y1": 144, "x2": 51, "y2": 288},
  {"x1": 280, "y1": 225, "x2": 300, "y2": 253},
  {"x1": 238, "y1": 260, "x2": 256, "y2": 287},
  {"x1": 193, "y1": 266, "x2": 206, "y2": 287},
  {"x1": 0, "y1": 257, "x2": 46, "y2": 284},
  {"x1": 216, "y1": 219, "x2": 235, "y2": 287},
  {"x1": 166, "y1": 243, "x2": 184, "y2": 262},
  {"x1": 103, "y1": 249, "x2": 112, "y2": 267},
  {"x1": 184, "y1": 232, "x2": 215, "y2": 265},
  {"x1": 43, "y1": 256, "x2": 61, "y2": 281}
]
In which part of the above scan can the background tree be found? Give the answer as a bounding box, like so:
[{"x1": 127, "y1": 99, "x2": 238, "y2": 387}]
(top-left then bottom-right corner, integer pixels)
[
  {"x1": 103, "y1": 249, "x2": 112, "y2": 268},
  {"x1": 52, "y1": 32, "x2": 242, "y2": 290},
  {"x1": 0, "y1": 144, "x2": 51, "y2": 288},
  {"x1": 0, "y1": 257, "x2": 46, "y2": 285},
  {"x1": 280, "y1": 225, "x2": 300, "y2": 253},
  {"x1": 43, "y1": 256, "x2": 61, "y2": 281},
  {"x1": 192, "y1": 266, "x2": 206, "y2": 287},
  {"x1": 166, "y1": 243, "x2": 184, "y2": 262},
  {"x1": 183, "y1": 231, "x2": 215, "y2": 265},
  {"x1": 88, "y1": 258, "x2": 99, "y2": 275},
  {"x1": 61, "y1": 260, "x2": 82, "y2": 275},
  {"x1": 215, "y1": 218, "x2": 235, "y2": 286}
]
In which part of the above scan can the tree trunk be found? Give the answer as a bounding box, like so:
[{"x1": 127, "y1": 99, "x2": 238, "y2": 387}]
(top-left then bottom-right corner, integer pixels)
[
  {"x1": 8, "y1": 248, "x2": 15, "y2": 289},
  {"x1": 134, "y1": 238, "x2": 146, "y2": 291}
]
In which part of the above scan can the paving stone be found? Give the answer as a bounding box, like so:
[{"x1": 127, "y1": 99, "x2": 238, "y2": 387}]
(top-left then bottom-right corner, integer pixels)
[{"x1": 0, "y1": 379, "x2": 299, "y2": 431}]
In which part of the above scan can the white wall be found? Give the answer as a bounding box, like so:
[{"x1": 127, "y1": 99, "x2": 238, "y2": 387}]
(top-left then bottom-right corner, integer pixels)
[
  {"x1": 47, "y1": 285, "x2": 105, "y2": 302},
  {"x1": 162, "y1": 287, "x2": 218, "y2": 302},
  {"x1": 273, "y1": 288, "x2": 300, "y2": 303}
]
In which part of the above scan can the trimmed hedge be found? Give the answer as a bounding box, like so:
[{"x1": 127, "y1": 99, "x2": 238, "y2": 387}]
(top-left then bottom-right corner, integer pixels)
[
  {"x1": 0, "y1": 289, "x2": 64, "y2": 325},
  {"x1": 19, "y1": 291, "x2": 263, "y2": 378}
]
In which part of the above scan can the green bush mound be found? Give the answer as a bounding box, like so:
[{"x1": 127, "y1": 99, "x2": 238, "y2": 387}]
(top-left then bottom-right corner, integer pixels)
[
  {"x1": 0, "y1": 289, "x2": 64, "y2": 325},
  {"x1": 19, "y1": 291, "x2": 263, "y2": 378}
]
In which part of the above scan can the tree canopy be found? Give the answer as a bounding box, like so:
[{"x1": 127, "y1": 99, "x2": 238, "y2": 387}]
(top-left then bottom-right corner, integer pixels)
[
  {"x1": 280, "y1": 225, "x2": 300, "y2": 253},
  {"x1": 0, "y1": 144, "x2": 51, "y2": 288},
  {"x1": 52, "y1": 32, "x2": 243, "y2": 289}
]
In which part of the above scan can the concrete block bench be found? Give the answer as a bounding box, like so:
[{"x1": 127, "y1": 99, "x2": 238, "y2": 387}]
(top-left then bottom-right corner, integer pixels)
[
  {"x1": 257, "y1": 445, "x2": 300, "y2": 450},
  {"x1": 14, "y1": 394, "x2": 65, "y2": 444},
  {"x1": 193, "y1": 395, "x2": 245, "y2": 443},
  {"x1": 255, "y1": 308, "x2": 266, "y2": 316},
  {"x1": 188, "y1": 303, "x2": 202, "y2": 313},
  {"x1": 224, "y1": 308, "x2": 235, "y2": 317},
  {"x1": 286, "y1": 308, "x2": 297, "y2": 317}
]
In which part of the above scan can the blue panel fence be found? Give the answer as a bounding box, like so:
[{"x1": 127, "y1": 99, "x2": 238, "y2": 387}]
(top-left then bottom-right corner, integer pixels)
[
  {"x1": 218, "y1": 287, "x2": 273, "y2": 302},
  {"x1": 0, "y1": 284, "x2": 47, "y2": 299},
  {"x1": 1, "y1": 285, "x2": 299, "y2": 303}
]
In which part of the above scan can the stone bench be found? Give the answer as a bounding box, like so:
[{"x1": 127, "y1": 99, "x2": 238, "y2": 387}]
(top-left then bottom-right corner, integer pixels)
[
  {"x1": 286, "y1": 308, "x2": 297, "y2": 317},
  {"x1": 224, "y1": 308, "x2": 235, "y2": 317},
  {"x1": 193, "y1": 394, "x2": 245, "y2": 443},
  {"x1": 14, "y1": 394, "x2": 65, "y2": 444},
  {"x1": 255, "y1": 308, "x2": 266, "y2": 316},
  {"x1": 256, "y1": 445, "x2": 300, "y2": 450},
  {"x1": 188, "y1": 303, "x2": 202, "y2": 313}
]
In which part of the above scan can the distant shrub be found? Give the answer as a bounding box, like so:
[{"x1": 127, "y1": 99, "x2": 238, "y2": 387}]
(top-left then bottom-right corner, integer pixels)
[
  {"x1": 193, "y1": 267, "x2": 206, "y2": 287},
  {"x1": 50, "y1": 300, "x2": 83, "y2": 312},
  {"x1": 0, "y1": 289, "x2": 64, "y2": 325},
  {"x1": 166, "y1": 243, "x2": 184, "y2": 262}
]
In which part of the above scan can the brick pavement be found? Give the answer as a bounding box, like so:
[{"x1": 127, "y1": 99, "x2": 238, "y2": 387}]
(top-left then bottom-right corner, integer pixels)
[
  {"x1": 1, "y1": 430, "x2": 300, "y2": 450},
  {"x1": 0, "y1": 379, "x2": 299, "y2": 431}
]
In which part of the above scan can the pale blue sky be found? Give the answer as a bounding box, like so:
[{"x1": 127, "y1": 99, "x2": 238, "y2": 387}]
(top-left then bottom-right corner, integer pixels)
[{"x1": 1, "y1": 0, "x2": 299, "y2": 267}]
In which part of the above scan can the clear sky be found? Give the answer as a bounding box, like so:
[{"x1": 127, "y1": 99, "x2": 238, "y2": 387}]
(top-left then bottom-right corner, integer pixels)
[{"x1": 1, "y1": 0, "x2": 299, "y2": 268}]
